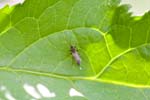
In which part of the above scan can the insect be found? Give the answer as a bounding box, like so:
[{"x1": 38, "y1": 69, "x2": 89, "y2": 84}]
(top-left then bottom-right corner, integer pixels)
[{"x1": 70, "y1": 45, "x2": 81, "y2": 65}]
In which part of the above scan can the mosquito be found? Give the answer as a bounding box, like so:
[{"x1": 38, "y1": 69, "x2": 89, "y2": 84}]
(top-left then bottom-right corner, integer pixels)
[{"x1": 70, "y1": 45, "x2": 81, "y2": 66}]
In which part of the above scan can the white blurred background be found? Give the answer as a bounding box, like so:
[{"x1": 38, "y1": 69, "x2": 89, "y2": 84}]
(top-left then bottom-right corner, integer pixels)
[
  {"x1": 121, "y1": 0, "x2": 150, "y2": 15},
  {"x1": 0, "y1": 0, "x2": 24, "y2": 8}
]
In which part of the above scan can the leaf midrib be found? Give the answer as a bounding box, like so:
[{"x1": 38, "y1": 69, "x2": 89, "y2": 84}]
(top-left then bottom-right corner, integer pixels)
[
  {"x1": 0, "y1": 24, "x2": 150, "y2": 85},
  {"x1": 0, "y1": 1, "x2": 149, "y2": 88},
  {"x1": 0, "y1": 64, "x2": 150, "y2": 88}
]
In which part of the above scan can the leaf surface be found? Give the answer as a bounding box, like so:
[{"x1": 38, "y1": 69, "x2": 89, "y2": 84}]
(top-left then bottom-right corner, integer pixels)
[{"x1": 0, "y1": 0, "x2": 150, "y2": 100}]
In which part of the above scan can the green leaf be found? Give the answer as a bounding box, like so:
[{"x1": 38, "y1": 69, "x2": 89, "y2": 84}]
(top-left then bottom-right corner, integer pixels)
[{"x1": 0, "y1": 0, "x2": 150, "y2": 100}]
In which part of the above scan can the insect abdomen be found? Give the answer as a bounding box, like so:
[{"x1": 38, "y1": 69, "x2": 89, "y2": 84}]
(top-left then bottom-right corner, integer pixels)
[{"x1": 72, "y1": 52, "x2": 81, "y2": 65}]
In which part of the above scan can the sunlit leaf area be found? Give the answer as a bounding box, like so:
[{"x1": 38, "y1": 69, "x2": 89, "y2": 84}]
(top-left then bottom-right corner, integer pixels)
[{"x1": 0, "y1": 0, "x2": 150, "y2": 100}]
